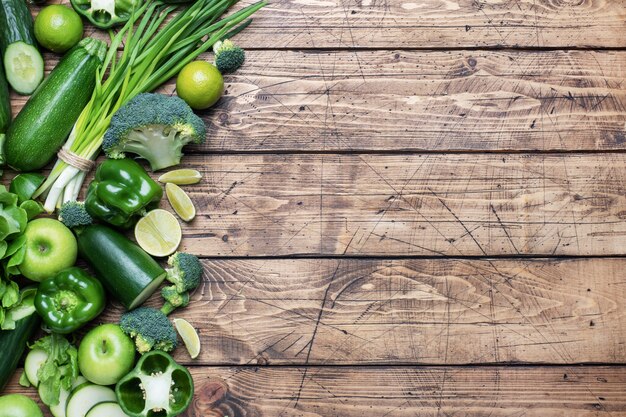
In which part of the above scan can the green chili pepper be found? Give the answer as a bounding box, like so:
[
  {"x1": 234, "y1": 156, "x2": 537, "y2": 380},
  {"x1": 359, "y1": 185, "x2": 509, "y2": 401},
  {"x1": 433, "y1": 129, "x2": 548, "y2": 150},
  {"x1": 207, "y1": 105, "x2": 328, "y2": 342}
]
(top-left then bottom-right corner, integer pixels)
[
  {"x1": 34, "y1": 267, "x2": 105, "y2": 334},
  {"x1": 116, "y1": 350, "x2": 193, "y2": 417},
  {"x1": 85, "y1": 159, "x2": 163, "y2": 229}
]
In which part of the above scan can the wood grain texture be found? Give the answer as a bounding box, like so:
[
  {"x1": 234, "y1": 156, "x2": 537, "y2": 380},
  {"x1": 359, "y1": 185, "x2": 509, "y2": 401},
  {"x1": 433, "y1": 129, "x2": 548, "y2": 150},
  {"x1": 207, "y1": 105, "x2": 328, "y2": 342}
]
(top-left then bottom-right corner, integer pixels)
[
  {"x1": 117, "y1": 153, "x2": 626, "y2": 257},
  {"x1": 94, "y1": 258, "x2": 626, "y2": 365},
  {"x1": 11, "y1": 50, "x2": 626, "y2": 152},
  {"x1": 6, "y1": 366, "x2": 626, "y2": 416},
  {"x1": 47, "y1": 0, "x2": 626, "y2": 48}
]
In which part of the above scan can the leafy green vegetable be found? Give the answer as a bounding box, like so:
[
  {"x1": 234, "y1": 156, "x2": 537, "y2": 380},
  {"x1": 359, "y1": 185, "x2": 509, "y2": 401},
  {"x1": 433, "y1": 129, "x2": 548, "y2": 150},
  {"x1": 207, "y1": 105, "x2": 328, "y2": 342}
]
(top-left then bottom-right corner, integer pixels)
[
  {"x1": 10, "y1": 173, "x2": 45, "y2": 204},
  {"x1": 29, "y1": 333, "x2": 79, "y2": 406}
]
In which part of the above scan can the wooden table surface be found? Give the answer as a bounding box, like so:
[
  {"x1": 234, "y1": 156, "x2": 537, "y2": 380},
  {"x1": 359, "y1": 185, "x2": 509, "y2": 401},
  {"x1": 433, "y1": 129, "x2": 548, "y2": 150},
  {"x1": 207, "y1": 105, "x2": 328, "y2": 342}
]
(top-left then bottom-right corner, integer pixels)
[{"x1": 5, "y1": 0, "x2": 626, "y2": 415}]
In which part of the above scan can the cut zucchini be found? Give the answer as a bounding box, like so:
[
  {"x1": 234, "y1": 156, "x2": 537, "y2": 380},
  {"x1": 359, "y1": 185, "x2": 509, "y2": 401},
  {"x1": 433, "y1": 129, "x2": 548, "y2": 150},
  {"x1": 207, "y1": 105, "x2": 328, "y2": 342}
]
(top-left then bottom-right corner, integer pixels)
[
  {"x1": 48, "y1": 376, "x2": 88, "y2": 417},
  {"x1": 66, "y1": 384, "x2": 116, "y2": 417},
  {"x1": 24, "y1": 348, "x2": 48, "y2": 387},
  {"x1": 85, "y1": 402, "x2": 130, "y2": 417},
  {"x1": 3, "y1": 42, "x2": 43, "y2": 95}
]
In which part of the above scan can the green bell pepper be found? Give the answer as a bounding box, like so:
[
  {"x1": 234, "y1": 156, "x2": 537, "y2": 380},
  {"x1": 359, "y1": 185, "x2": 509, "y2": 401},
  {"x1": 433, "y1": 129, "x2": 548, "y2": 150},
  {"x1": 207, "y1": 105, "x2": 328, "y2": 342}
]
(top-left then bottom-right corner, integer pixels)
[
  {"x1": 34, "y1": 267, "x2": 105, "y2": 334},
  {"x1": 85, "y1": 159, "x2": 163, "y2": 228},
  {"x1": 70, "y1": 0, "x2": 142, "y2": 29},
  {"x1": 116, "y1": 350, "x2": 193, "y2": 417}
]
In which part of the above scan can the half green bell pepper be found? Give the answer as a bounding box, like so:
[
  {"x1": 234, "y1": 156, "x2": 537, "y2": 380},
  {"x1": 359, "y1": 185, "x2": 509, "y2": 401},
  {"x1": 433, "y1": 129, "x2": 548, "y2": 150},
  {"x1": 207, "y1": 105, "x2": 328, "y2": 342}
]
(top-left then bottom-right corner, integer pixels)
[
  {"x1": 85, "y1": 159, "x2": 163, "y2": 228},
  {"x1": 34, "y1": 267, "x2": 105, "y2": 334},
  {"x1": 116, "y1": 350, "x2": 193, "y2": 417},
  {"x1": 70, "y1": 0, "x2": 142, "y2": 29}
]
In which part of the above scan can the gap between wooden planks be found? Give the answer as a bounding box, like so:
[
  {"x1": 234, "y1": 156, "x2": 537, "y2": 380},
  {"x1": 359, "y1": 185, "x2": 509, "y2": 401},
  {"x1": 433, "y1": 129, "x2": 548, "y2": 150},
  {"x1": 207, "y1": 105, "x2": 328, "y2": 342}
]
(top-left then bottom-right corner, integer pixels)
[
  {"x1": 6, "y1": 365, "x2": 626, "y2": 416},
  {"x1": 11, "y1": 50, "x2": 626, "y2": 152},
  {"x1": 46, "y1": 0, "x2": 626, "y2": 49},
  {"x1": 94, "y1": 257, "x2": 626, "y2": 366}
]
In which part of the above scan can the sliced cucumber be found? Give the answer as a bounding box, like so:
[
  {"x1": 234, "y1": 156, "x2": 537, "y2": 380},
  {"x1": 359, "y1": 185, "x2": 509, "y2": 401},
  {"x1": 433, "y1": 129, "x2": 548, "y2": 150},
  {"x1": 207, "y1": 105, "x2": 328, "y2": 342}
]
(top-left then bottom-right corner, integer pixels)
[
  {"x1": 85, "y1": 402, "x2": 130, "y2": 417},
  {"x1": 66, "y1": 384, "x2": 116, "y2": 417},
  {"x1": 48, "y1": 376, "x2": 88, "y2": 417},
  {"x1": 3, "y1": 42, "x2": 43, "y2": 95},
  {"x1": 24, "y1": 348, "x2": 48, "y2": 386}
]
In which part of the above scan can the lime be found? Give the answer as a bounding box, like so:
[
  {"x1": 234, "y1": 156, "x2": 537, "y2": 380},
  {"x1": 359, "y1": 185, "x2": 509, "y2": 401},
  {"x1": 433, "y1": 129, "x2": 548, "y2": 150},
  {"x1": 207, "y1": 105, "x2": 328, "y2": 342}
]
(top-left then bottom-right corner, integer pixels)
[
  {"x1": 166, "y1": 183, "x2": 196, "y2": 222},
  {"x1": 34, "y1": 5, "x2": 83, "y2": 53},
  {"x1": 173, "y1": 318, "x2": 201, "y2": 359},
  {"x1": 158, "y1": 169, "x2": 202, "y2": 185},
  {"x1": 134, "y1": 209, "x2": 182, "y2": 257},
  {"x1": 176, "y1": 61, "x2": 224, "y2": 110}
]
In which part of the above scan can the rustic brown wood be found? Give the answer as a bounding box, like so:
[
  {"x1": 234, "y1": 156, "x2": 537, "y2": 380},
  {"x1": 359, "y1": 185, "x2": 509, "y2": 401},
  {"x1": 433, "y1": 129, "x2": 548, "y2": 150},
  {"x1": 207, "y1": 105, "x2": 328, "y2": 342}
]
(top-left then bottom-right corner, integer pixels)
[
  {"x1": 12, "y1": 50, "x2": 626, "y2": 152},
  {"x1": 111, "y1": 153, "x2": 626, "y2": 257},
  {"x1": 45, "y1": 0, "x2": 626, "y2": 48},
  {"x1": 6, "y1": 366, "x2": 626, "y2": 416},
  {"x1": 92, "y1": 258, "x2": 626, "y2": 365}
]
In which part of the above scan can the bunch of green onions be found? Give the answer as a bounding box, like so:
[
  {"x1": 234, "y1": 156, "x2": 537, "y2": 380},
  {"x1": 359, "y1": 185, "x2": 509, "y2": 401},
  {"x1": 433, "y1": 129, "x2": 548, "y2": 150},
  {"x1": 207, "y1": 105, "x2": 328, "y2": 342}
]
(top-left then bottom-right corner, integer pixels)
[{"x1": 35, "y1": 0, "x2": 265, "y2": 212}]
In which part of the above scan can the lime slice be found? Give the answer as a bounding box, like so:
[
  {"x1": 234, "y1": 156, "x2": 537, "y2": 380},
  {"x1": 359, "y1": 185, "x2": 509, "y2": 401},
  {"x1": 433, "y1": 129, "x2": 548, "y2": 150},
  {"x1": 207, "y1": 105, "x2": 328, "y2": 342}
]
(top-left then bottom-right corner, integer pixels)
[
  {"x1": 134, "y1": 209, "x2": 182, "y2": 257},
  {"x1": 158, "y1": 169, "x2": 202, "y2": 185},
  {"x1": 166, "y1": 183, "x2": 196, "y2": 222},
  {"x1": 173, "y1": 318, "x2": 201, "y2": 359}
]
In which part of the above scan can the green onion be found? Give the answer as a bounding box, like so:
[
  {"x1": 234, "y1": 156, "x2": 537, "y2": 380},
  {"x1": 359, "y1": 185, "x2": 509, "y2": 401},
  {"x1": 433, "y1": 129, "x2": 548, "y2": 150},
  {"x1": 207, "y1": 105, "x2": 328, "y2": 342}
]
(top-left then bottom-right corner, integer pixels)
[{"x1": 36, "y1": 0, "x2": 265, "y2": 212}]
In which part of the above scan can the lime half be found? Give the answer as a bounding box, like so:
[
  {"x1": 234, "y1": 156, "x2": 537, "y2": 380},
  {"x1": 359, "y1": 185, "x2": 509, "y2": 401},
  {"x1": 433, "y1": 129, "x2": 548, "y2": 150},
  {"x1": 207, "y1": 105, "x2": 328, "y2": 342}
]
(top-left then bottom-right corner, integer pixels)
[
  {"x1": 173, "y1": 318, "x2": 201, "y2": 359},
  {"x1": 166, "y1": 183, "x2": 196, "y2": 222},
  {"x1": 134, "y1": 209, "x2": 182, "y2": 257},
  {"x1": 158, "y1": 169, "x2": 202, "y2": 185}
]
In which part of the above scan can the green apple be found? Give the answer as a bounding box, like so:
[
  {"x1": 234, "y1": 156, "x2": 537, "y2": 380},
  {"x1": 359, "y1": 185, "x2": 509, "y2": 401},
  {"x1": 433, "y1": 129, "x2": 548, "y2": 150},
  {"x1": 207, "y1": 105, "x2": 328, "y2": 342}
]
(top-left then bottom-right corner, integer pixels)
[
  {"x1": 0, "y1": 394, "x2": 43, "y2": 417},
  {"x1": 19, "y1": 218, "x2": 77, "y2": 282},
  {"x1": 78, "y1": 324, "x2": 136, "y2": 385}
]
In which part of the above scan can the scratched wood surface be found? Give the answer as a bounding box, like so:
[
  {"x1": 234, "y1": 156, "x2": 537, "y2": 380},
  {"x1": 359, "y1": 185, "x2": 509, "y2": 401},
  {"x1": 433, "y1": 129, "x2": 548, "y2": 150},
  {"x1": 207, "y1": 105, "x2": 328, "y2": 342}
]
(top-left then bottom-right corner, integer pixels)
[
  {"x1": 6, "y1": 366, "x2": 626, "y2": 416},
  {"x1": 12, "y1": 50, "x2": 626, "y2": 152},
  {"x1": 5, "y1": 0, "x2": 626, "y2": 416},
  {"x1": 90, "y1": 258, "x2": 626, "y2": 366},
  {"x1": 46, "y1": 0, "x2": 626, "y2": 48}
]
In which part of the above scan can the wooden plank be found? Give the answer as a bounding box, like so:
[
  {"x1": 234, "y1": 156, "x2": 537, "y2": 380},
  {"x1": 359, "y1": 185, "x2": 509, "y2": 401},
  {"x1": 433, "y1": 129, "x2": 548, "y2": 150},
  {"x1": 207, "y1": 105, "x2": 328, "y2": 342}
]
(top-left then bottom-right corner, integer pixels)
[
  {"x1": 121, "y1": 153, "x2": 626, "y2": 257},
  {"x1": 5, "y1": 366, "x2": 626, "y2": 416},
  {"x1": 11, "y1": 50, "x2": 626, "y2": 152},
  {"x1": 45, "y1": 0, "x2": 626, "y2": 48},
  {"x1": 96, "y1": 258, "x2": 626, "y2": 365}
]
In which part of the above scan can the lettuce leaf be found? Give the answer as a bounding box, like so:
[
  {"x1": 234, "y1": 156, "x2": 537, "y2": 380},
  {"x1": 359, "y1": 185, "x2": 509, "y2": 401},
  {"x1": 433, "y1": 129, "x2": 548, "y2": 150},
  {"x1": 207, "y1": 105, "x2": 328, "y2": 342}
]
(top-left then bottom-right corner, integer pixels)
[{"x1": 30, "y1": 333, "x2": 79, "y2": 406}]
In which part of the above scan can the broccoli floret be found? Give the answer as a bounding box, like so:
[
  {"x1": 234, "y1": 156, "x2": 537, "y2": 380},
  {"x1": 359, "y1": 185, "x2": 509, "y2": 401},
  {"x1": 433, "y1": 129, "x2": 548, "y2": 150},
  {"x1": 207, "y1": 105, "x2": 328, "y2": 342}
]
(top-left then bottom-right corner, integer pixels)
[
  {"x1": 119, "y1": 307, "x2": 178, "y2": 354},
  {"x1": 213, "y1": 39, "x2": 245, "y2": 74},
  {"x1": 160, "y1": 252, "x2": 202, "y2": 315},
  {"x1": 58, "y1": 201, "x2": 93, "y2": 229},
  {"x1": 102, "y1": 93, "x2": 206, "y2": 171}
]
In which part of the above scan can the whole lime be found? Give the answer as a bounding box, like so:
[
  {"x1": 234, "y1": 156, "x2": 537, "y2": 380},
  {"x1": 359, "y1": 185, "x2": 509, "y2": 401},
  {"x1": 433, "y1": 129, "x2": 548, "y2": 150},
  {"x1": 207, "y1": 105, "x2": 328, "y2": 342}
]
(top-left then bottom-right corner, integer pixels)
[
  {"x1": 34, "y1": 5, "x2": 83, "y2": 53},
  {"x1": 176, "y1": 61, "x2": 224, "y2": 110}
]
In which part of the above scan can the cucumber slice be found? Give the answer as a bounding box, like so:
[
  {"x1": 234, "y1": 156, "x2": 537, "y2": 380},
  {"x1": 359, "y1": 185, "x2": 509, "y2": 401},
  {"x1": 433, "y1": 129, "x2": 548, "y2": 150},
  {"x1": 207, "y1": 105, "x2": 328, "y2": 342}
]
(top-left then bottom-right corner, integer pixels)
[
  {"x1": 24, "y1": 348, "x2": 48, "y2": 386},
  {"x1": 85, "y1": 402, "x2": 129, "y2": 417},
  {"x1": 3, "y1": 42, "x2": 44, "y2": 95},
  {"x1": 48, "y1": 376, "x2": 88, "y2": 417},
  {"x1": 66, "y1": 384, "x2": 116, "y2": 417}
]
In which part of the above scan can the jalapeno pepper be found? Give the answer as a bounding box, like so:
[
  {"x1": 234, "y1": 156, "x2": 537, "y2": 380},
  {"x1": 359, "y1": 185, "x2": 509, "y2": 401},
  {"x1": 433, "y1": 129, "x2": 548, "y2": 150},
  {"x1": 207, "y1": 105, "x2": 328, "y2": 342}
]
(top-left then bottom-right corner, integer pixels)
[
  {"x1": 116, "y1": 350, "x2": 193, "y2": 417},
  {"x1": 85, "y1": 159, "x2": 163, "y2": 229},
  {"x1": 34, "y1": 267, "x2": 105, "y2": 334}
]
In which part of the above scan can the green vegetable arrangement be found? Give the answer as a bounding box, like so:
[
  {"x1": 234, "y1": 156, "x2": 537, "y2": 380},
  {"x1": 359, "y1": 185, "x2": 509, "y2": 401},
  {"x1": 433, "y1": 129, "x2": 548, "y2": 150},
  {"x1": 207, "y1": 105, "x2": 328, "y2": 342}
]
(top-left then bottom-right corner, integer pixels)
[{"x1": 35, "y1": 0, "x2": 266, "y2": 212}]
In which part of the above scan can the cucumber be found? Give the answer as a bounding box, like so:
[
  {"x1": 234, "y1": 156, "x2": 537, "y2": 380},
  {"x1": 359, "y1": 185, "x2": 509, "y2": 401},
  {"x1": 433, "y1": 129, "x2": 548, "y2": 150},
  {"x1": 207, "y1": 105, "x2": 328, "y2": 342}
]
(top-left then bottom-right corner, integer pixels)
[
  {"x1": 0, "y1": 62, "x2": 10, "y2": 134},
  {"x1": 24, "y1": 348, "x2": 48, "y2": 386},
  {"x1": 85, "y1": 402, "x2": 129, "y2": 417},
  {"x1": 48, "y1": 376, "x2": 88, "y2": 417},
  {"x1": 0, "y1": 302, "x2": 39, "y2": 391},
  {"x1": 5, "y1": 37, "x2": 106, "y2": 171},
  {"x1": 66, "y1": 384, "x2": 116, "y2": 417},
  {"x1": 0, "y1": 0, "x2": 44, "y2": 94},
  {"x1": 77, "y1": 224, "x2": 167, "y2": 310}
]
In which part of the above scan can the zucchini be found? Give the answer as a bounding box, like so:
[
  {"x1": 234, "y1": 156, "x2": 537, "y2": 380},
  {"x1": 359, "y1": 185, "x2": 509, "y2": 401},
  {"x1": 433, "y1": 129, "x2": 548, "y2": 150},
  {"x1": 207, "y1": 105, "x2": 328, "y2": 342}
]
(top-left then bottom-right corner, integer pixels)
[
  {"x1": 0, "y1": 0, "x2": 44, "y2": 94},
  {"x1": 48, "y1": 376, "x2": 88, "y2": 417},
  {"x1": 0, "y1": 290, "x2": 39, "y2": 392},
  {"x1": 24, "y1": 348, "x2": 48, "y2": 386},
  {"x1": 85, "y1": 402, "x2": 128, "y2": 417},
  {"x1": 77, "y1": 225, "x2": 166, "y2": 310},
  {"x1": 0, "y1": 62, "x2": 10, "y2": 134},
  {"x1": 65, "y1": 384, "x2": 116, "y2": 417},
  {"x1": 5, "y1": 37, "x2": 106, "y2": 171}
]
